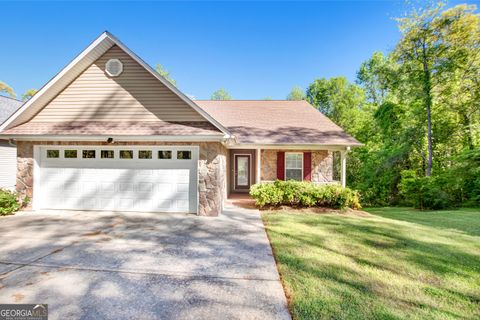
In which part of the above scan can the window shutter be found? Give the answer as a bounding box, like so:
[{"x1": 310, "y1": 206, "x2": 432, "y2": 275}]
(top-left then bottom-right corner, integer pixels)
[
  {"x1": 277, "y1": 151, "x2": 285, "y2": 180},
  {"x1": 303, "y1": 152, "x2": 312, "y2": 181}
]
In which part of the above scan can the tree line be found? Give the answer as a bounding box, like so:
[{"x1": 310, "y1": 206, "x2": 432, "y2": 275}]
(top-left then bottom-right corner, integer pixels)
[{"x1": 301, "y1": 2, "x2": 480, "y2": 208}]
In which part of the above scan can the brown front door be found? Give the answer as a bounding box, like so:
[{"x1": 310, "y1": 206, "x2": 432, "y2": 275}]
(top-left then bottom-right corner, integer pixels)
[{"x1": 234, "y1": 155, "x2": 251, "y2": 190}]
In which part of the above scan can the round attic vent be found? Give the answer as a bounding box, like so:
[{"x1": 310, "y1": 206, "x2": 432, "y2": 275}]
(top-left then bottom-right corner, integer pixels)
[{"x1": 105, "y1": 59, "x2": 123, "y2": 77}]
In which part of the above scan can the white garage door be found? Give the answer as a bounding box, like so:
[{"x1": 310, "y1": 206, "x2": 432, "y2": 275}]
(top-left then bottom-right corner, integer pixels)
[{"x1": 36, "y1": 146, "x2": 198, "y2": 213}]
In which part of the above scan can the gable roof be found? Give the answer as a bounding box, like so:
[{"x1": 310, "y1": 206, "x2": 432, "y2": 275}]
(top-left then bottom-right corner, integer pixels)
[
  {"x1": 0, "y1": 96, "x2": 23, "y2": 125},
  {"x1": 0, "y1": 32, "x2": 230, "y2": 136},
  {"x1": 195, "y1": 100, "x2": 362, "y2": 146}
]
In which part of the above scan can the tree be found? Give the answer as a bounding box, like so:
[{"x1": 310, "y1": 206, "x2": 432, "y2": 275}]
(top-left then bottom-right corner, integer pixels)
[
  {"x1": 0, "y1": 81, "x2": 16, "y2": 98},
  {"x1": 394, "y1": 2, "x2": 447, "y2": 176},
  {"x1": 434, "y1": 4, "x2": 480, "y2": 150},
  {"x1": 286, "y1": 86, "x2": 305, "y2": 101},
  {"x1": 211, "y1": 88, "x2": 232, "y2": 100},
  {"x1": 155, "y1": 64, "x2": 176, "y2": 86},
  {"x1": 306, "y1": 77, "x2": 367, "y2": 132},
  {"x1": 22, "y1": 89, "x2": 38, "y2": 101},
  {"x1": 301, "y1": 3, "x2": 480, "y2": 207},
  {"x1": 356, "y1": 52, "x2": 393, "y2": 105}
]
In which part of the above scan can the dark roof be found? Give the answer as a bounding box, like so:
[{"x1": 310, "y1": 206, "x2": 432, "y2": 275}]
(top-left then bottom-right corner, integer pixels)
[
  {"x1": 195, "y1": 100, "x2": 362, "y2": 145},
  {"x1": 0, "y1": 96, "x2": 23, "y2": 125}
]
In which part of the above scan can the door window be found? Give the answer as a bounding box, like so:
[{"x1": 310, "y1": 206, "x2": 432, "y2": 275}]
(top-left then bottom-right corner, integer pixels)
[{"x1": 236, "y1": 156, "x2": 249, "y2": 186}]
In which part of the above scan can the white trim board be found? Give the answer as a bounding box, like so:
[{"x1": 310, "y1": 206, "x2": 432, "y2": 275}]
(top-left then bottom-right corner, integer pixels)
[
  {"x1": 228, "y1": 144, "x2": 352, "y2": 151},
  {"x1": 3, "y1": 135, "x2": 227, "y2": 142}
]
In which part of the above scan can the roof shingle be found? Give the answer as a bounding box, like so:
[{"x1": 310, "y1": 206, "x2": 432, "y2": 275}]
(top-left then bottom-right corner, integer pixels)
[
  {"x1": 1, "y1": 121, "x2": 223, "y2": 136},
  {"x1": 195, "y1": 100, "x2": 362, "y2": 145},
  {"x1": 0, "y1": 96, "x2": 23, "y2": 125}
]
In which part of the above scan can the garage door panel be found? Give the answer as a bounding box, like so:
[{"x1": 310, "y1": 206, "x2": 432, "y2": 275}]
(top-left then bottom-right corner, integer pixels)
[
  {"x1": 99, "y1": 198, "x2": 115, "y2": 210},
  {"x1": 169, "y1": 192, "x2": 189, "y2": 201},
  {"x1": 82, "y1": 181, "x2": 98, "y2": 193},
  {"x1": 176, "y1": 183, "x2": 189, "y2": 193},
  {"x1": 137, "y1": 182, "x2": 154, "y2": 193},
  {"x1": 118, "y1": 182, "x2": 134, "y2": 192},
  {"x1": 156, "y1": 199, "x2": 174, "y2": 210},
  {"x1": 157, "y1": 183, "x2": 174, "y2": 194},
  {"x1": 117, "y1": 198, "x2": 135, "y2": 210},
  {"x1": 176, "y1": 200, "x2": 189, "y2": 210},
  {"x1": 38, "y1": 146, "x2": 198, "y2": 213},
  {"x1": 64, "y1": 182, "x2": 80, "y2": 193},
  {"x1": 100, "y1": 182, "x2": 116, "y2": 193}
]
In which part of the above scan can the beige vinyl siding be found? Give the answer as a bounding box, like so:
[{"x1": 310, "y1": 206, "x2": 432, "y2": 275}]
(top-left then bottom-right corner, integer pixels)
[
  {"x1": 31, "y1": 45, "x2": 205, "y2": 122},
  {"x1": 0, "y1": 141, "x2": 16, "y2": 189}
]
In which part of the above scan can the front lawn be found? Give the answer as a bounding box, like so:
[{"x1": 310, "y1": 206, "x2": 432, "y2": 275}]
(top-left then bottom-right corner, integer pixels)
[{"x1": 263, "y1": 207, "x2": 480, "y2": 320}]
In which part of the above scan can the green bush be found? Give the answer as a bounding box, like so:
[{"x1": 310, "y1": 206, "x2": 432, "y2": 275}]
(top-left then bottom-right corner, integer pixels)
[
  {"x1": 399, "y1": 170, "x2": 455, "y2": 210},
  {"x1": 249, "y1": 180, "x2": 361, "y2": 209},
  {"x1": 0, "y1": 189, "x2": 20, "y2": 216}
]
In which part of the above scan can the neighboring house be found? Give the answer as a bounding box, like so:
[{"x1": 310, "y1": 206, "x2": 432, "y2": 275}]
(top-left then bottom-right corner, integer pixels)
[
  {"x1": 0, "y1": 96, "x2": 23, "y2": 189},
  {"x1": 0, "y1": 32, "x2": 361, "y2": 216}
]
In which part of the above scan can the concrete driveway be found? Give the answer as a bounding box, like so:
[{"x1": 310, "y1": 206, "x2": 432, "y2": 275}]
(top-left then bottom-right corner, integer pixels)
[{"x1": 0, "y1": 204, "x2": 290, "y2": 320}]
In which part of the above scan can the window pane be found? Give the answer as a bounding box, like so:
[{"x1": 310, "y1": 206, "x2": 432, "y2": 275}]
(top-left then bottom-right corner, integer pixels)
[
  {"x1": 139, "y1": 150, "x2": 152, "y2": 159},
  {"x1": 82, "y1": 150, "x2": 96, "y2": 159},
  {"x1": 46, "y1": 150, "x2": 59, "y2": 158},
  {"x1": 286, "y1": 169, "x2": 302, "y2": 181},
  {"x1": 286, "y1": 153, "x2": 302, "y2": 169},
  {"x1": 120, "y1": 150, "x2": 133, "y2": 159},
  {"x1": 158, "y1": 150, "x2": 172, "y2": 159},
  {"x1": 177, "y1": 150, "x2": 192, "y2": 160},
  {"x1": 64, "y1": 150, "x2": 77, "y2": 158},
  {"x1": 101, "y1": 150, "x2": 114, "y2": 159}
]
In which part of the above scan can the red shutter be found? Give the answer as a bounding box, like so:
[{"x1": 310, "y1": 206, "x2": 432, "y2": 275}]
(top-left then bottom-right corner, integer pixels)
[
  {"x1": 303, "y1": 152, "x2": 312, "y2": 181},
  {"x1": 277, "y1": 151, "x2": 285, "y2": 180}
]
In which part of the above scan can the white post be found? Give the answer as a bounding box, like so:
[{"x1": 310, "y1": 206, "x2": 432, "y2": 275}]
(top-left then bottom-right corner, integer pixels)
[
  {"x1": 340, "y1": 150, "x2": 347, "y2": 187},
  {"x1": 256, "y1": 148, "x2": 261, "y2": 184}
]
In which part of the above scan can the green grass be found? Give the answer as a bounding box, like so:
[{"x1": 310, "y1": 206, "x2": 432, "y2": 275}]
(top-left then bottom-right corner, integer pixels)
[{"x1": 262, "y1": 207, "x2": 480, "y2": 320}]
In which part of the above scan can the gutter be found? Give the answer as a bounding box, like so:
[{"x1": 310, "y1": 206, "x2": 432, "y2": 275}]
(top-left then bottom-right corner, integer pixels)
[{"x1": 0, "y1": 134, "x2": 228, "y2": 142}]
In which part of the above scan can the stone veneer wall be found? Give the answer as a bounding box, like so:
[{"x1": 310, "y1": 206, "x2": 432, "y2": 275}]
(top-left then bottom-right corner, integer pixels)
[
  {"x1": 16, "y1": 141, "x2": 227, "y2": 216},
  {"x1": 260, "y1": 149, "x2": 333, "y2": 183}
]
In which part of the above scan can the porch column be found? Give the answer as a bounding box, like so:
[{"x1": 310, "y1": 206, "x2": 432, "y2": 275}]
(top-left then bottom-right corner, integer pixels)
[
  {"x1": 256, "y1": 148, "x2": 261, "y2": 184},
  {"x1": 340, "y1": 148, "x2": 349, "y2": 187}
]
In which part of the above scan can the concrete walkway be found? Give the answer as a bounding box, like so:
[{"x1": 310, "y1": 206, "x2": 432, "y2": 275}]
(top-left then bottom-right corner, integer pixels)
[{"x1": 0, "y1": 204, "x2": 290, "y2": 320}]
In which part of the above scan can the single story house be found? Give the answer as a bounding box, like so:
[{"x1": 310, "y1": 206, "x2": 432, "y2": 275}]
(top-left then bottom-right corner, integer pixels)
[
  {"x1": 0, "y1": 32, "x2": 361, "y2": 216},
  {"x1": 0, "y1": 95, "x2": 23, "y2": 189}
]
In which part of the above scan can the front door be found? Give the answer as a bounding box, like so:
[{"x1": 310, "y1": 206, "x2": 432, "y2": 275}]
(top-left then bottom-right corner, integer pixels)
[{"x1": 234, "y1": 155, "x2": 250, "y2": 190}]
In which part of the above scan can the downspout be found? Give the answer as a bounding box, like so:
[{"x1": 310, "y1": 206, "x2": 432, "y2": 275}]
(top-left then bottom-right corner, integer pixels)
[{"x1": 8, "y1": 139, "x2": 17, "y2": 147}]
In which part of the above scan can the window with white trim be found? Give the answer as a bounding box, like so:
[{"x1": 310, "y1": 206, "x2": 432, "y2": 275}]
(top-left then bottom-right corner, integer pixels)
[
  {"x1": 46, "y1": 150, "x2": 59, "y2": 158},
  {"x1": 285, "y1": 153, "x2": 303, "y2": 181}
]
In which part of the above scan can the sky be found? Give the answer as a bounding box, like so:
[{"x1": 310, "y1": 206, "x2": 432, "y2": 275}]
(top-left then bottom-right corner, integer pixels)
[{"x1": 0, "y1": 0, "x2": 469, "y2": 100}]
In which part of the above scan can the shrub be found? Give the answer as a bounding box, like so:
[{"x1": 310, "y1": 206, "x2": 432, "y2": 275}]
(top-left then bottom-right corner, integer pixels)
[
  {"x1": 0, "y1": 189, "x2": 20, "y2": 216},
  {"x1": 249, "y1": 180, "x2": 361, "y2": 209},
  {"x1": 399, "y1": 170, "x2": 455, "y2": 210}
]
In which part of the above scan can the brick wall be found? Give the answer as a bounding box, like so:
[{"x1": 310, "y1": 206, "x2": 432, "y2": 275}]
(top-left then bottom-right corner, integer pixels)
[{"x1": 260, "y1": 149, "x2": 333, "y2": 183}]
